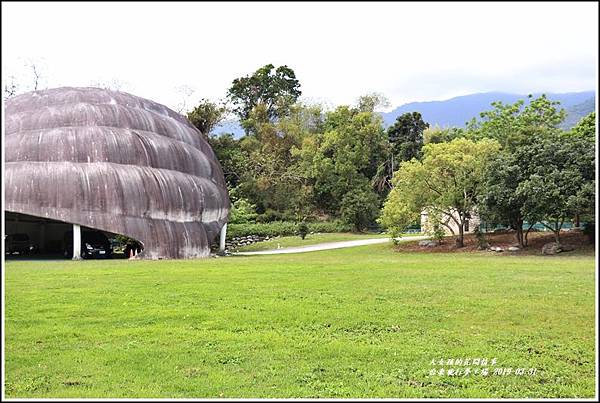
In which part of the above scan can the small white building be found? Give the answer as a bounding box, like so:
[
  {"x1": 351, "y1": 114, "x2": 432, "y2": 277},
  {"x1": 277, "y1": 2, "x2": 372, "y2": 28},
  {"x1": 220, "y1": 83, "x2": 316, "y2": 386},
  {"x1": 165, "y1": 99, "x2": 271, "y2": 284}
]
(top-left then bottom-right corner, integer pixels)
[{"x1": 420, "y1": 209, "x2": 481, "y2": 235}]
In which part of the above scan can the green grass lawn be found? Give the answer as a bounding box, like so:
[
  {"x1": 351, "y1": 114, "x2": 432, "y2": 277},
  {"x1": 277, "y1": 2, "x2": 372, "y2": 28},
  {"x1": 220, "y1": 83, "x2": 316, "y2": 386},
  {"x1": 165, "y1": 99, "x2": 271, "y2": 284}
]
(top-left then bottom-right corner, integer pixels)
[
  {"x1": 233, "y1": 232, "x2": 392, "y2": 252},
  {"x1": 4, "y1": 244, "x2": 596, "y2": 398}
]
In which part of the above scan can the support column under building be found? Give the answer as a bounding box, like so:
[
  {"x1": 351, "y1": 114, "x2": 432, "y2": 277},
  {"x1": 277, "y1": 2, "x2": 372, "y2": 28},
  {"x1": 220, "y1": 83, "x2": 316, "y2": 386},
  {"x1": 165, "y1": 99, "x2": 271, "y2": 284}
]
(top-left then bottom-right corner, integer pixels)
[
  {"x1": 72, "y1": 223, "x2": 82, "y2": 260},
  {"x1": 219, "y1": 223, "x2": 228, "y2": 254}
]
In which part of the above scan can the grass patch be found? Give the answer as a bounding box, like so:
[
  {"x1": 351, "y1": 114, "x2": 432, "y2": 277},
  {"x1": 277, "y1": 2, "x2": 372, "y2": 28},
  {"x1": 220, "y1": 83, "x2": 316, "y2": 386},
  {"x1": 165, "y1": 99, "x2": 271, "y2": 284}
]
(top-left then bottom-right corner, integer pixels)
[
  {"x1": 234, "y1": 232, "x2": 390, "y2": 252},
  {"x1": 4, "y1": 244, "x2": 595, "y2": 398}
]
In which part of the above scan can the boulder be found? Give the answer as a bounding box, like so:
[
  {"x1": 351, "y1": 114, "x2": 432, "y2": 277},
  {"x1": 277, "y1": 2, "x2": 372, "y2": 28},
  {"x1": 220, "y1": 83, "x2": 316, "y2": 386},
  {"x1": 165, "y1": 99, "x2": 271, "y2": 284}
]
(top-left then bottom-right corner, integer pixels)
[
  {"x1": 489, "y1": 246, "x2": 504, "y2": 252},
  {"x1": 418, "y1": 240, "x2": 439, "y2": 247},
  {"x1": 508, "y1": 246, "x2": 520, "y2": 252},
  {"x1": 541, "y1": 242, "x2": 575, "y2": 255},
  {"x1": 561, "y1": 244, "x2": 575, "y2": 252},
  {"x1": 542, "y1": 242, "x2": 559, "y2": 255}
]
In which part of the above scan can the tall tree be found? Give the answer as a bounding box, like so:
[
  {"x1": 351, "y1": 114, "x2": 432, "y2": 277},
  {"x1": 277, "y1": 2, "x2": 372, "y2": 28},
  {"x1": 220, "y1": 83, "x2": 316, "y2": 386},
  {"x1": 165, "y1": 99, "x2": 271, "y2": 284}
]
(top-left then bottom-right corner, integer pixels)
[
  {"x1": 382, "y1": 138, "x2": 500, "y2": 247},
  {"x1": 471, "y1": 95, "x2": 569, "y2": 246},
  {"x1": 518, "y1": 130, "x2": 595, "y2": 243},
  {"x1": 478, "y1": 141, "x2": 541, "y2": 247},
  {"x1": 187, "y1": 99, "x2": 228, "y2": 137},
  {"x1": 207, "y1": 133, "x2": 248, "y2": 190},
  {"x1": 387, "y1": 112, "x2": 429, "y2": 164},
  {"x1": 566, "y1": 111, "x2": 596, "y2": 228},
  {"x1": 234, "y1": 103, "x2": 323, "y2": 216},
  {"x1": 355, "y1": 92, "x2": 390, "y2": 113},
  {"x1": 295, "y1": 105, "x2": 388, "y2": 216},
  {"x1": 227, "y1": 64, "x2": 301, "y2": 127}
]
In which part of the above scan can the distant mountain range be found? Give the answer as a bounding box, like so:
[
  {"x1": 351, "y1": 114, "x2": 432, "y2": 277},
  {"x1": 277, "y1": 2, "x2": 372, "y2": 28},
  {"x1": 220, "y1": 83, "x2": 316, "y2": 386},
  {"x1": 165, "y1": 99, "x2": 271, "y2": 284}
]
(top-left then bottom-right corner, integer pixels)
[
  {"x1": 381, "y1": 91, "x2": 595, "y2": 129},
  {"x1": 212, "y1": 90, "x2": 595, "y2": 137},
  {"x1": 559, "y1": 96, "x2": 596, "y2": 129}
]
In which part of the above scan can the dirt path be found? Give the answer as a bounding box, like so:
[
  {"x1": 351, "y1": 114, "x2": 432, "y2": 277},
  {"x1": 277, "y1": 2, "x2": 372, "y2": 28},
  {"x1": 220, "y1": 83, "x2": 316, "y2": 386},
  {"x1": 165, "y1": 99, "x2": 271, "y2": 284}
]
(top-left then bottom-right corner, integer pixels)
[{"x1": 234, "y1": 235, "x2": 430, "y2": 255}]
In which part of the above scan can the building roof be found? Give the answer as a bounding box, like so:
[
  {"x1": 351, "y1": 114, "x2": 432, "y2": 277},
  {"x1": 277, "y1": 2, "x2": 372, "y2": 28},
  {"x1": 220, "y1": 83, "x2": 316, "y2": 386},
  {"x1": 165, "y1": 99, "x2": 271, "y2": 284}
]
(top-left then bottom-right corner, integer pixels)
[{"x1": 5, "y1": 87, "x2": 230, "y2": 259}]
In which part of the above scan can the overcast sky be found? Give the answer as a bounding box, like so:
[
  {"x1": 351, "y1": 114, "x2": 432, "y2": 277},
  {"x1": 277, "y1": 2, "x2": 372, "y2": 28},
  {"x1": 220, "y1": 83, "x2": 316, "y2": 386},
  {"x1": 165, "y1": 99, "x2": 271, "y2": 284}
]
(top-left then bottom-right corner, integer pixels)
[{"x1": 2, "y1": 2, "x2": 598, "y2": 112}]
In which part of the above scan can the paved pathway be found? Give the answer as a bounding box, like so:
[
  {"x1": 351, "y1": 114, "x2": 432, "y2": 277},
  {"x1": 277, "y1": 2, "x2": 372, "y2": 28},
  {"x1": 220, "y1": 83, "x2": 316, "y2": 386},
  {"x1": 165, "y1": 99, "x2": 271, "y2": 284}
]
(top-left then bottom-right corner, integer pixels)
[{"x1": 234, "y1": 235, "x2": 430, "y2": 255}]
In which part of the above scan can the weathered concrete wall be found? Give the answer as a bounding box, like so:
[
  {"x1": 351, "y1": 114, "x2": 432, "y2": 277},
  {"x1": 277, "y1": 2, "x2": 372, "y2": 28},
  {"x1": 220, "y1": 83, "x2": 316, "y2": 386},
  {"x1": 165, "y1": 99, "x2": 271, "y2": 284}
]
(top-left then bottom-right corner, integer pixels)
[{"x1": 5, "y1": 87, "x2": 230, "y2": 259}]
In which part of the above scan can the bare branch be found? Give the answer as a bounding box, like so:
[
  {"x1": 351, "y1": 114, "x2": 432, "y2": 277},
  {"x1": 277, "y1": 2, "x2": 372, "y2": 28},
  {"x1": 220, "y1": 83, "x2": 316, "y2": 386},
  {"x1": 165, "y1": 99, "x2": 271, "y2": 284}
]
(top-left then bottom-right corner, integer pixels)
[
  {"x1": 31, "y1": 64, "x2": 41, "y2": 91},
  {"x1": 4, "y1": 76, "x2": 18, "y2": 100}
]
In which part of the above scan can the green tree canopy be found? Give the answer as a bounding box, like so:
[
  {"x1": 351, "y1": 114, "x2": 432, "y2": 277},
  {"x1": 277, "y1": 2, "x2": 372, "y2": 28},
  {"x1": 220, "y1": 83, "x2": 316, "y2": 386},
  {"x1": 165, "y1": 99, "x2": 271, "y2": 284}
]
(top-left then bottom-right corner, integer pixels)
[
  {"x1": 423, "y1": 126, "x2": 464, "y2": 144},
  {"x1": 294, "y1": 104, "x2": 389, "y2": 216},
  {"x1": 187, "y1": 99, "x2": 228, "y2": 137},
  {"x1": 233, "y1": 103, "x2": 323, "y2": 216},
  {"x1": 466, "y1": 94, "x2": 566, "y2": 151},
  {"x1": 569, "y1": 112, "x2": 595, "y2": 139},
  {"x1": 387, "y1": 112, "x2": 429, "y2": 163},
  {"x1": 227, "y1": 64, "x2": 301, "y2": 126},
  {"x1": 517, "y1": 130, "x2": 595, "y2": 243},
  {"x1": 470, "y1": 94, "x2": 571, "y2": 246},
  {"x1": 339, "y1": 183, "x2": 380, "y2": 232},
  {"x1": 382, "y1": 138, "x2": 500, "y2": 247},
  {"x1": 207, "y1": 133, "x2": 248, "y2": 190}
]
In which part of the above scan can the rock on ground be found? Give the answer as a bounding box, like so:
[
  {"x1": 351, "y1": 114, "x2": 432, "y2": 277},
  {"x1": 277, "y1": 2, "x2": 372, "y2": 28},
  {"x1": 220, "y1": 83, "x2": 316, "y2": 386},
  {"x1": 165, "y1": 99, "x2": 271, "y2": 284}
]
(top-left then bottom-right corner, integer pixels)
[
  {"x1": 419, "y1": 240, "x2": 440, "y2": 247},
  {"x1": 542, "y1": 242, "x2": 575, "y2": 255}
]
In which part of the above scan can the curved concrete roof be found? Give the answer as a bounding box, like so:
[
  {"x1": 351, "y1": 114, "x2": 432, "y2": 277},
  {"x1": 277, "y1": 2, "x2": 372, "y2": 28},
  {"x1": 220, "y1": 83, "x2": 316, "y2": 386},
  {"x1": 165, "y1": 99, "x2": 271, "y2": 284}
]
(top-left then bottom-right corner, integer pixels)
[{"x1": 5, "y1": 87, "x2": 230, "y2": 259}]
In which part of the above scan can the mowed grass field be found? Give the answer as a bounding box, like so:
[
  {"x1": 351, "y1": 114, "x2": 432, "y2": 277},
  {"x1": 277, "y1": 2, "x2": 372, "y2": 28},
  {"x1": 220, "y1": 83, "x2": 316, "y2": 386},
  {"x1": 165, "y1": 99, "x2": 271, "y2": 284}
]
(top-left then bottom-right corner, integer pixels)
[{"x1": 4, "y1": 244, "x2": 596, "y2": 398}]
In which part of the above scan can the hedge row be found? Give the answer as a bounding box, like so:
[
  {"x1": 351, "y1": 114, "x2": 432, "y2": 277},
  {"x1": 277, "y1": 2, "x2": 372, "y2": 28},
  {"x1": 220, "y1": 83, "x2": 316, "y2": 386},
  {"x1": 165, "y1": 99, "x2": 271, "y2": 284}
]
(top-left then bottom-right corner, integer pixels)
[{"x1": 227, "y1": 220, "x2": 353, "y2": 239}]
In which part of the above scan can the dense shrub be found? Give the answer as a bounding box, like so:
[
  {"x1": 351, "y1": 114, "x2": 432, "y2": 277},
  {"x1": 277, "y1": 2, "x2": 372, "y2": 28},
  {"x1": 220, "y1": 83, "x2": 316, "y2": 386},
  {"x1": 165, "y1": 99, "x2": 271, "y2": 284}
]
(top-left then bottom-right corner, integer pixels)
[
  {"x1": 227, "y1": 220, "x2": 353, "y2": 239},
  {"x1": 297, "y1": 221, "x2": 309, "y2": 239},
  {"x1": 339, "y1": 187, "x2": 380, "y2": 232},
  {"x1": 307, "y1": 220, "x2": 353, "y2": 233},
  {"x1": 255, "y1": 209, "x2": 297, "y2": 223},
  {"x1": 229, "y1": 198, "x2": 258, "y2": 224}
]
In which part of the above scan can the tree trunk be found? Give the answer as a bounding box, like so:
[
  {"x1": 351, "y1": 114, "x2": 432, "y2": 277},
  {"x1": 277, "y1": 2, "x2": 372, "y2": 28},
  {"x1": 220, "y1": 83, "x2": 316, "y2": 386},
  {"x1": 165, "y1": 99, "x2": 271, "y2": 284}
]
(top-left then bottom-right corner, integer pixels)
[
  {"x1": 456, "y1": 216, "x2": 465, "y2": 248},
  {"x1": 515, "y1": 219, "x2": 524, "y2": 248},
  {"x1": 516, "y1": 228, "x2": 523, "y2": 248},
  {"x1": 554, "y1": 218, "x2": 565, "y2": 244},
  {"x1": 575, "y1": 214, "x2": 580, "y2": 228},
  {"x1": 524, "y1": 223, "x2": 535, "y2": 247}
]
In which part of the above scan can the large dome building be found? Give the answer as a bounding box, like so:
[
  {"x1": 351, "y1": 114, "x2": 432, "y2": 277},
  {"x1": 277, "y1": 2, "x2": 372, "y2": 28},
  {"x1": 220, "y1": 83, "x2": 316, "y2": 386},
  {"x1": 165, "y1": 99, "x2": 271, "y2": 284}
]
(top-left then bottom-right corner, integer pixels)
[{"x1": 4, "y1": 87, "x2": 230, "y2": 259}]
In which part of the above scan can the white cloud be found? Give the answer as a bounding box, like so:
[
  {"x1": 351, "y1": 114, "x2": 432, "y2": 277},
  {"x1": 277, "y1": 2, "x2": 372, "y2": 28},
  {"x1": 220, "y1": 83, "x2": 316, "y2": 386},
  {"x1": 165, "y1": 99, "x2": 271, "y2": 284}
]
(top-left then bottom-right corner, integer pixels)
[{"x1": 2, "y1": 2, "x2": 597, "y2": 110}]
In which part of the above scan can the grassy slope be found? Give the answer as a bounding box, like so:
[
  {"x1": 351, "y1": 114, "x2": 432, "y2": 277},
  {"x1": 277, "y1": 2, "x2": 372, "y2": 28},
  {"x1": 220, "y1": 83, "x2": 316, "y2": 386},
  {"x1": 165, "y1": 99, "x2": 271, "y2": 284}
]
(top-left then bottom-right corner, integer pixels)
[
  {"x1": 4, "y1": 244, "x2": 596, "y2": 398},
  {"x1": 233, "y1": 232, "x2": 391, "y2": 252}
]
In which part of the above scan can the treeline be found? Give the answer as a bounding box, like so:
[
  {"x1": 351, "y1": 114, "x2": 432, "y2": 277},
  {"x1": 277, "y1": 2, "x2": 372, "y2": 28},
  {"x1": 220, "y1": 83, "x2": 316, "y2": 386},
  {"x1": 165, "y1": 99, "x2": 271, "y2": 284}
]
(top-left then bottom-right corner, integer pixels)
[
  {"x1": 187, "y1": 64, "x2": 596, "y2": 246},
  {"x1": 381, "y1": 97, "x2": 596, "y2": 247}
]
